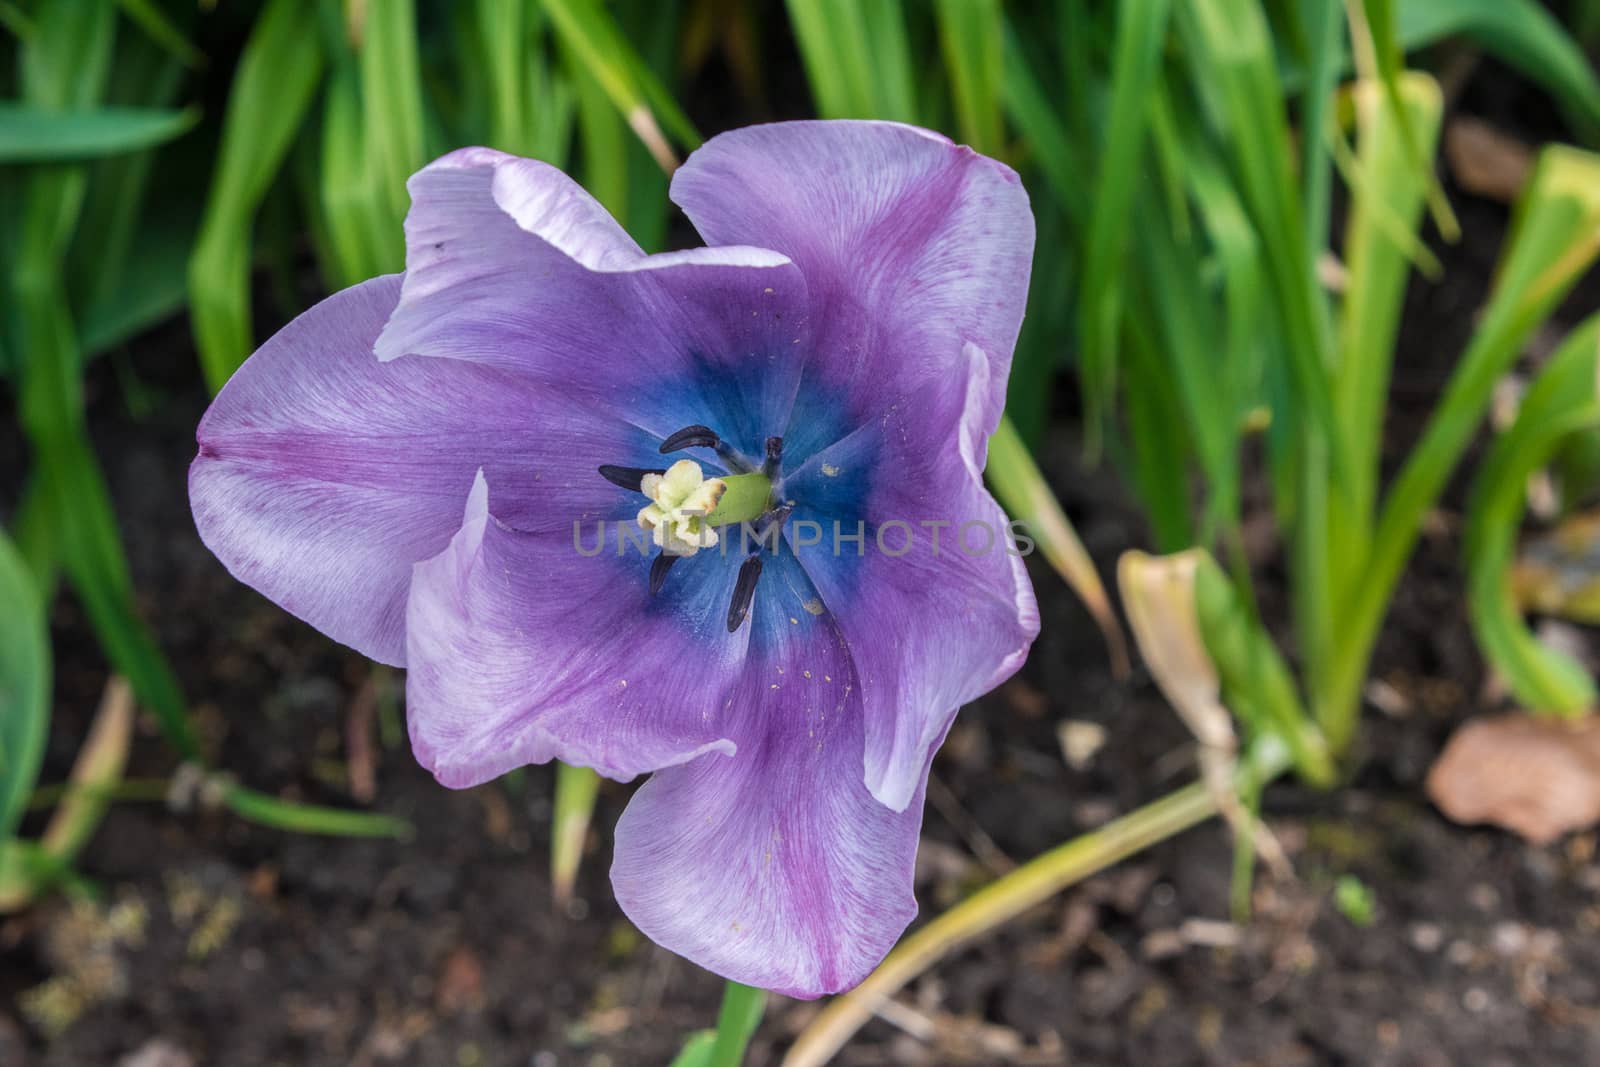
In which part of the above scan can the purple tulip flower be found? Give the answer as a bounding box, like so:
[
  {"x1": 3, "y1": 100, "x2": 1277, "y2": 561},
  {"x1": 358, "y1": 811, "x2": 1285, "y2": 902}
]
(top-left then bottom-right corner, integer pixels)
[{"x1": 190, "y1": 121, "x2": 1038, "y2": 997}]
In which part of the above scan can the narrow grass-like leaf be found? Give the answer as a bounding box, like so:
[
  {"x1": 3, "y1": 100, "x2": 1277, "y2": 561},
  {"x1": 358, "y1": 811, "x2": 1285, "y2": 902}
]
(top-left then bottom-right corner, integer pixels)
[
  {"x1": 551, "y1": 761, "x2": 600, "y2": 908},
  {"x1": 220, "y1": 784, "x2": 412, "y2": 838},
  {"x1": 19, "y1": 0, "x2": 115, "y2": 108},
  {"x1": 12, "y1": 0, "x2": 197, "y2": 759},
  {"x1": 66, "y1": 27, "x2": 186, "y2": 324},
  {"x1": 1135, "y1": 174, "x2": 1242, "y2": 538},
  {"x1": 1054, "y1": 0, "x2": 1095, "y2": 147},
  {"x1": 1005, "y1": 211, "x2": 1074, "y2": 439},
  {"x1": 998, "y1": 16, "x2": 1087, "y2": 440},
  {"x1": 0, "y1": 531, "x2": 50, "y2": 845},
  {"x1": 318, "y1": 62, "x2": 388, "y2": 288},
  {"x1": 933, "y1": 0, "x2": 1004, "y2": 152},
  {"x1": 1145, "y1": 82, "x2": 1192, "y2": 241},
  {"x1": 986, "y1": 418, "x2": 1130, "y2": 677},
  {"x1": 1464, "y1": 316, "x2": 1600, "y2": 715},
  {"x1": 20, "y1": 388, "x2": 196, "y2": 759},
  {"x1": 1122, "y1": 318, "x2": 1194, "y2": 551},
  {"x1": 615, "y1": 0, "x2": 683, "y2": 250},
  {"x1": 1331, "y1": 73, "x2": 1443, "y2": 583},
  {"x1": 707, "y1": 982, "x2": 765, "y2": 1067},
  {"x1": 0, "y1": 1, "x2": 32, "y2": 38},
  {"x1": 1298, "y1": 0, "x2": 1342, "y2": 265},
  {"x1": 999, "y1": 21, "x2": 1085, "y2": 226},
  {"x1": 358, "y1": 0, "x2": 424, "y2": 262},
  {"x1": 570, "y1": 47, "x2": 630, "y2": 220},
  {"x1": 0, "y1": 103, "x2": 197, "y2": 162},
  {"x1": 1076, "y1": 0, "x2": 1172, "y2": 453},
  {"x1": 26, "y1": 778, "x2": 169, "y2": 811},
  {"x1": 0, "y1": 168, "x2": 18, "y2": 367},
  {"x1": 16, "y1": 287, "x2": 189, "y2": 755},
  {"x1": 661, "y1": 984, "x2": 763, "y2": 1067},
  {"x1": 614, "y1": 0, "x2": 702, "y2": 150},
  {"x1": 0, "y1": 677, "x2": 132, "y2": 912},
  {"x1": 1358, "y1": 0, "x2": 1458, "y2": 241},
  {"x1": 479, "y1": 0, "x2": 531, "y2": 153},
  {"x1": 1182, "y1": 0, "x2": 1345, "y2": 704},
  {"x1": 784, "y1": 0, "x2": 876, "y2": 119},
  {"x1": 522, "y1": 2, "x2": 579, "y2": 168},
  {"x1": 189, "y1": 0, "x2": 323, "y2": 391},
  {"x1": 1190, "y1": 553, "x2": 1336, "y2": 784},
  {"x1": 10, "y1": 478, "x2": 57, "y2": 593},
  {"x1": 113, "y1": 0, "x2": 203, "y2": 67},
  {"x1": 1182, "y1": 132, "x2": 1267, "y2": 465},
  {"x1": 668, "y1": 1032, "x2": 716, "y2": 1067},
  {"x1": 37, "y1": 677, "x2": 133, "y2": 861},
  {"x1": 859, "y1": 0, "x2": 916, "y2": 124},
  {"x1": 1469, "y1": 405, "x2": 1600, "y2": 715},
  {"x1": 80, "y1": 212, "x2": 192, "y2": 356},
  {"x1": 542, "y1": 0, "x2": 680, "y2": 171},
  {"x1": 1326, "y1": 146, "x2": 1600, "y2": 747},
  {"x1": 1395, "y1": 0, "x2": 1600, "y2": 136},
  {"x1": 1326, "y1": 113, "x2": 1442, "y2": 279},
  {"x1": 1181, "y1": 0, "x2": 1335, "y2": 447}
]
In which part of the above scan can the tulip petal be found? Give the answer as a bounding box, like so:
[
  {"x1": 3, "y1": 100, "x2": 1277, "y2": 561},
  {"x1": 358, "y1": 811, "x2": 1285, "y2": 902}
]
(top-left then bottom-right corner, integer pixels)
[
  {"x1": 670, "y1": 120, "x2": 1034, "y2": 456},
  {"x1": 192, "y1": 150, "x2": 819, "y2": 667},
  {"x1": 784, "y1": 344, "x2": 1038, "y2": 812},
  {"x1": 611, "y1": 557, "x2": 926, "y2": 998},
  {"x1": 375, "y1": 147, "x2": 812, "y2": 458},
  {"x1": 192, "y1": 274, "x2": 687, "y2": 665},
  {"x1": 404, "y1": 470, "x2": 751, "y2": 787},
  {"x1": 674, "y1": 122, "x2": 1040, "y2": 809}
]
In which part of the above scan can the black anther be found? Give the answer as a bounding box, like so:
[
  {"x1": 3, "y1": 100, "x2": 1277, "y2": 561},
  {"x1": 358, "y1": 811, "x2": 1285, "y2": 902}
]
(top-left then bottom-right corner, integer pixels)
[
  {"x1": 599, "y1": 464, "x2": 665, "y2": 490},
  {"x1": 727, "y1": 556, "x2": 763, "y2": 632},
  {"x1": 649, "y1": 552, "x2": 678, "y2": 596},
  {"x1": 659, "y1": 425, "x2": 721, "y2": 454}
]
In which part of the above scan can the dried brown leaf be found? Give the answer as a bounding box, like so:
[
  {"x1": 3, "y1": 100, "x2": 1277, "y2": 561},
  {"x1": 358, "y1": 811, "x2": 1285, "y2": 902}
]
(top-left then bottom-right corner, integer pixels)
[
  {"x1": 1446, "y1": 117, "x2": 1535, "y2": 203},
  {"x1": 1428, "y1": 714, "x2": 1600, "y2": 844}
]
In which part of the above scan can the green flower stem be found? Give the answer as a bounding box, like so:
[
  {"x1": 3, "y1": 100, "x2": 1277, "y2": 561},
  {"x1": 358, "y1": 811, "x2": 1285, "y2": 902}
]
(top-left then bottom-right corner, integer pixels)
[
  {"x1": 551, "y1": 762, "x2": 601, "y2": 907},
  {"x1": 708, "y1": 981, "x2": 766, "y2": 1067}
]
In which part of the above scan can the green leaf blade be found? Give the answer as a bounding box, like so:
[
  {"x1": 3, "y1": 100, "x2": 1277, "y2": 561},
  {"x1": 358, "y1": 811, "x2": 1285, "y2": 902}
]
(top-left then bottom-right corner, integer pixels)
[
  {"x1": 0, "y1": 531, "x2": 51, "y2": 845},
  {"x1": 0, "y1": 103, "x2": 198, "y2": 162}
]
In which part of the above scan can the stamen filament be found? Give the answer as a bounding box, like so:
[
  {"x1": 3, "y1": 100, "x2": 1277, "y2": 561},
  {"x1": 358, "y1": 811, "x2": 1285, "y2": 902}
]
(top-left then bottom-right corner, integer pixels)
[{"x1": 761, "y1": 436, "x2": 783, "y2": 479}]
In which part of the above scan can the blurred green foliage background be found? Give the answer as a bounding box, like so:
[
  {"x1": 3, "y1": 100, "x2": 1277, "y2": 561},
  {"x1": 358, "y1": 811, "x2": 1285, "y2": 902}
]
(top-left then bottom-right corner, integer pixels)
[{"x1": 6, "y1": 1, "x2": 1600, "y2": 1015}]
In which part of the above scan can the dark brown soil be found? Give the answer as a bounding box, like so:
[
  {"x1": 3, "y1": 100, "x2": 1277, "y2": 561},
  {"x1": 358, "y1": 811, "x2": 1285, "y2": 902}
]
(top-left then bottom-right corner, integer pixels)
[{"x1": 5, "y1": 53, "x2": 1600, "y2": 1067}]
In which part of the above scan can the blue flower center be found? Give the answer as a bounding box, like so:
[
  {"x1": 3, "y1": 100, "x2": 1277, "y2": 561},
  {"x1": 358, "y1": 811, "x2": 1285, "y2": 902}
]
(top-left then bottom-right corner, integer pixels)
[{"x1": 599, "y1": 422, "x2": 793, "y2": 633}]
